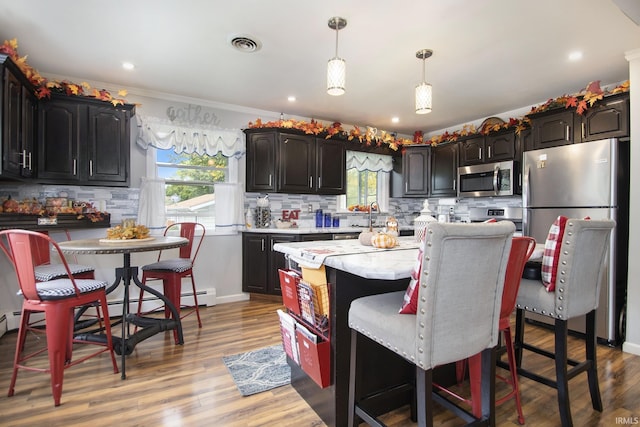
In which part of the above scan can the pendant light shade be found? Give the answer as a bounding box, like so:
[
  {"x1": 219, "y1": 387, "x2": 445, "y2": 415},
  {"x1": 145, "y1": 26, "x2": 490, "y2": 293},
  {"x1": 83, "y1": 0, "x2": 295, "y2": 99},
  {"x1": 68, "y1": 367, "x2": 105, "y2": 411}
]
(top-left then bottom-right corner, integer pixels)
[
  {"x1": 415, "y1": 49, "x2": 433, "y2": 114},
  {"x1": 327, "y1": 17, "x2": 347, "y2": 96}
]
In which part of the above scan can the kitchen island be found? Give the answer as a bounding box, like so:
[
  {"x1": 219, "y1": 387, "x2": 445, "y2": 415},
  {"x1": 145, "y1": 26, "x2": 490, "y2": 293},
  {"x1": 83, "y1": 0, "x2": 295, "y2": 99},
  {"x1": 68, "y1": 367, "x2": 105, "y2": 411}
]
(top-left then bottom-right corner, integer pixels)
[{"x1": 273, "y1": 238, "x2": 453, "y2": 427}]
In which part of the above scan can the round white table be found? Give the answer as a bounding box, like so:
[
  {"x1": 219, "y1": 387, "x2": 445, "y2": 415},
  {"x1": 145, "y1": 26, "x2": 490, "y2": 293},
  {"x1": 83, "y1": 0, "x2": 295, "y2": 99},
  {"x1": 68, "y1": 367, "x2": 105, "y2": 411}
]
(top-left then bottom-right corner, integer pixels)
[{"x1": 59, "y1": 236, "x2": 188, "y2": 379}]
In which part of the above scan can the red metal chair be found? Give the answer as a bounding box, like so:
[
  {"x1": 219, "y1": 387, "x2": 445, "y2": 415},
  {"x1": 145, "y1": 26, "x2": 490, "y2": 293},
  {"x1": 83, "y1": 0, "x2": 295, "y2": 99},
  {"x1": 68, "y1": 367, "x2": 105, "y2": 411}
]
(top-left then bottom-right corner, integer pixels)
[
  {"x1": 0, "y1": 229, "x2": 118, "y2": 406},
  {"x1": 435, "y1": 236, "x2": 535, "y2": 424},
  {"x1": 136, "y1": 222, "x2": 205, "y2": 343}
]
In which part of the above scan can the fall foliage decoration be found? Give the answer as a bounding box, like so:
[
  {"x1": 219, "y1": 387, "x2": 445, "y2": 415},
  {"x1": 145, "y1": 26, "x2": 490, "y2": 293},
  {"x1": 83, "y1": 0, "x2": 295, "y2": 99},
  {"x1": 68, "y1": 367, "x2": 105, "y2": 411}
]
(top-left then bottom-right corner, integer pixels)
[
  {"x1": 249, "y1": 80, "x2": 629, "y2": 151},
  {"x1": 247, "y1": 118, "x2": 413, "y2": 151},
  {"x1": 0, "y1": 38, "x2": 128, "y2": 106}
]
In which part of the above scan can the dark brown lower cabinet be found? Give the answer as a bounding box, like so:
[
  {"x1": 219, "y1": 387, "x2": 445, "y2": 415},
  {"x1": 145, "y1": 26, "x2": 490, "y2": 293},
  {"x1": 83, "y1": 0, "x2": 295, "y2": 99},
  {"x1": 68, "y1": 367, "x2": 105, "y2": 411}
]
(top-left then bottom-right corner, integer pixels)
[{"x1": 242, "y1": 231, "x2": 334, "y2": 295}]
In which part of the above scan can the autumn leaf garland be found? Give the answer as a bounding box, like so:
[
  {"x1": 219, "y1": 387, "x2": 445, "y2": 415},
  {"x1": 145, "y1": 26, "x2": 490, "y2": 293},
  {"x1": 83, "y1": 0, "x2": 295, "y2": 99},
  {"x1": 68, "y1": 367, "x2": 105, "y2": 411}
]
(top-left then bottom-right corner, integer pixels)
[
  {"x1": 0, "y1": 38, "x2": 128, "y2": 106},
  {"x1": 249, "y1": 79, "x2": 629, "y2": 151}
]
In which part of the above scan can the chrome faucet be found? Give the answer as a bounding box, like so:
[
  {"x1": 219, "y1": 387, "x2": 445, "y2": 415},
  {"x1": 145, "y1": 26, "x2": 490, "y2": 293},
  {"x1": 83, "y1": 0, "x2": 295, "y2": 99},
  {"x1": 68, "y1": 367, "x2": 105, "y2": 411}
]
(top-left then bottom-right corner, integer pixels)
[{"x1": 368, "y1": 201, "x2": 377, "y2": 231}]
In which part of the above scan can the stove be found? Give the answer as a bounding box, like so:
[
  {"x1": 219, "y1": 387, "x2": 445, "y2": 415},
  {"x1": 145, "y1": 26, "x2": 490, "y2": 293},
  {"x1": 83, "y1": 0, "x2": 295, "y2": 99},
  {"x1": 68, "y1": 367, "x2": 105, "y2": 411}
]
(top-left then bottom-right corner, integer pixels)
[{"x1": 468, "y1": 206, "x2": 523, "y2": 233}]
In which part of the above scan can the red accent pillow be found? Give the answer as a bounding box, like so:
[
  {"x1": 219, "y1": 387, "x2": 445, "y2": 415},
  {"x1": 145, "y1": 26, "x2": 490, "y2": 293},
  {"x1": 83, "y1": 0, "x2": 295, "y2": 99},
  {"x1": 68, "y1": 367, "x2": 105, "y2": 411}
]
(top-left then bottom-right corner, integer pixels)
[
  {"x1": 399, "y1": 239, "x2": 425, "y2": 314},
  {"x1": 541, "y1": 216, "x2": 568, "y2": 292}
]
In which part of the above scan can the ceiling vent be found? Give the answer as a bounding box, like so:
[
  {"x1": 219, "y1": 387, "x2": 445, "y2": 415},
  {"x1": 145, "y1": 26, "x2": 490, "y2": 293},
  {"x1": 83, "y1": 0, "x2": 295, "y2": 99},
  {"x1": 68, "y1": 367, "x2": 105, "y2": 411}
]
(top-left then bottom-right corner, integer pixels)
[{"x1": 229, "y1": 35, "x2": 262, "y2": 53}]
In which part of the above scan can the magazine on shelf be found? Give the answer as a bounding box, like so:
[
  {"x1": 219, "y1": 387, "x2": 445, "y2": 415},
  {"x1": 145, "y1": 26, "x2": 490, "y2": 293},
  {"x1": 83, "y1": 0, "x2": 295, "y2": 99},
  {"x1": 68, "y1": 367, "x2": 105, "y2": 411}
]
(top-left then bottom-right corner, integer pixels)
[
  {"x1": 297, "y1": 280, "x2": 316, "y2": 325},
  {"x1": 277, "y1": 309, "x2": 299, "y2": 363},
  {"x1": 295, "y1": 321, "x2": 317, "y2": 344}
]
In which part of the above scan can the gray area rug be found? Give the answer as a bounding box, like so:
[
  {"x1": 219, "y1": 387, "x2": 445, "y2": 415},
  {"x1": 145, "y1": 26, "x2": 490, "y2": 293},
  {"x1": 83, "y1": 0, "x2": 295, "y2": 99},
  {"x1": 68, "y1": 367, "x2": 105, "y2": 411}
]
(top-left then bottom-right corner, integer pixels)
[{"x1": 223, "y1": 344, "x2": 291, "y2": 396}]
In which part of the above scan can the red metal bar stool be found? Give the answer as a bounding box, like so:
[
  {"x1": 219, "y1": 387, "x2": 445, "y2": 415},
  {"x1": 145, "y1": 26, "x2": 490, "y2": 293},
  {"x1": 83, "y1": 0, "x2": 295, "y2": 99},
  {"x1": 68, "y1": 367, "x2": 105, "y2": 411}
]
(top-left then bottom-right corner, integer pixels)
[
  {"x1": 436, "y1": 236, "x2": 535, "y2": 424},
  {"x1": 0, "y1": 229, "x2": 118, "y2": 406},
  {"x1": 136, "y1": 222, "x2": 205, "y2": 343}
]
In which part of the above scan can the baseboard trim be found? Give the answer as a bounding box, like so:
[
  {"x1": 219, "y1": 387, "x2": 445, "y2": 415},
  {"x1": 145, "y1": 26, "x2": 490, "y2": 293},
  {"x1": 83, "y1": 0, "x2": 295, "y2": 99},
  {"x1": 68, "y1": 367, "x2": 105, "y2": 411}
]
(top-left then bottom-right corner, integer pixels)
[
  {"x1": 0, "y1": 313, "x2": 7, "y2": 339},
  {"x1": 622, "y1": 341, "x2": 640, "y2": 356}
]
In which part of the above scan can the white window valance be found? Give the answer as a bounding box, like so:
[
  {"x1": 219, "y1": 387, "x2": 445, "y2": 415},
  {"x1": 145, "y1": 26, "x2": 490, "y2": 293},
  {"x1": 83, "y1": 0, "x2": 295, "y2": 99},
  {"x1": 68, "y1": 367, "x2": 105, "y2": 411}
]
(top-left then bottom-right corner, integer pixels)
[
  {"x1": 136, "y1": 115, "x2": 245, "y2": 158},
  {"x1": 346, "y1": 150, "x2": 393, "y2": 172}
]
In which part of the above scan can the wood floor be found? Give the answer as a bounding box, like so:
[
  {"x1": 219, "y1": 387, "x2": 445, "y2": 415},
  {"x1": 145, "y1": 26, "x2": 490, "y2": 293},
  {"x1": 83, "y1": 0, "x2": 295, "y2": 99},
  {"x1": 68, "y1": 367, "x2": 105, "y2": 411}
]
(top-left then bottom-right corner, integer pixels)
[{"x1": 0, "y1": 298, "x2": 639, "y2": 427}]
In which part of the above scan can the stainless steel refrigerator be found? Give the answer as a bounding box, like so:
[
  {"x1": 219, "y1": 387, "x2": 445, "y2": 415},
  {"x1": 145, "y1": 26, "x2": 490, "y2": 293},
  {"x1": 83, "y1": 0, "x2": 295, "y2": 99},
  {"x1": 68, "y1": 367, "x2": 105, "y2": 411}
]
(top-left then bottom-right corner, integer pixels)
[{"x1": 522, "y1": 138, "x2": 629, "y2": 345}]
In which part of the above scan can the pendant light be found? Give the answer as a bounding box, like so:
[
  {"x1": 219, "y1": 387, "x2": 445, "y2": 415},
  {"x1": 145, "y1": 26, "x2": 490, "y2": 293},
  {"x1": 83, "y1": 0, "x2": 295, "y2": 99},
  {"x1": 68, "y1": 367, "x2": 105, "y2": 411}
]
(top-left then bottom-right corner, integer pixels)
[
  {"x1": 327, "y1": 17, "x2": 347, "y2": 96},
  {"x1": 415, "y1": 49, "x2": 433, "y2": 114}
]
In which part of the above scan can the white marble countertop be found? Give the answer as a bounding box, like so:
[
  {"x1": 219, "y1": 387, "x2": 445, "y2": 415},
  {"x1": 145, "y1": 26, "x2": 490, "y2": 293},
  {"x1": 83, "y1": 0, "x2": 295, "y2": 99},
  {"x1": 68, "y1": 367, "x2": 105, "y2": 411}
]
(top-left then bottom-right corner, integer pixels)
[
  {"x1": 273, "y1": 237, "x2": 418, "y2": 280},
  {"x1": 244, "y1": 226, "x2": 414, "y2": 235},
  {"x1": 244, "y1": 226, "x2": 364, "y2": 234}
]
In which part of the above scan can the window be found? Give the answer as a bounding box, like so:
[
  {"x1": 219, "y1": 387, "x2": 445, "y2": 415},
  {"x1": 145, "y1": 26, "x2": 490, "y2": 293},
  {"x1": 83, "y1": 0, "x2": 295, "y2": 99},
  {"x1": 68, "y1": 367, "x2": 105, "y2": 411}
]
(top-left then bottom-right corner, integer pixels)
[
  {"x1": 346, "y1": 169, "x2": 378, "y2": 209},
  {"x1": 156, "y1": 150, "x2": 228, "y2": 229},
  {"x1": 339, "y1": 151, "x2": 392, "y2": 212}
]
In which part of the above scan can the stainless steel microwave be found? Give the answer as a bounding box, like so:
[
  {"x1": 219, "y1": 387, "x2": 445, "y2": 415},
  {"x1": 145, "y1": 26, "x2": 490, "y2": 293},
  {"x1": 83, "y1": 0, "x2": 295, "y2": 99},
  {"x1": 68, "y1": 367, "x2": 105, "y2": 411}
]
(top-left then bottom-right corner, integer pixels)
[{"x1": 458, "y1": 160, "x2": 519, "y2": 197}]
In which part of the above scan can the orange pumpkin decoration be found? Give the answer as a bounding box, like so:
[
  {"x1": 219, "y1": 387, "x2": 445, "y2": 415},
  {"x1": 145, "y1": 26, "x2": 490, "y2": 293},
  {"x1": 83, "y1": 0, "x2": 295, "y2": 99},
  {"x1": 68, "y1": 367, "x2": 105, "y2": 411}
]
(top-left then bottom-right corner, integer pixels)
[{"x1": 371, "y1": 232, "x2": 398, "y2": 249}]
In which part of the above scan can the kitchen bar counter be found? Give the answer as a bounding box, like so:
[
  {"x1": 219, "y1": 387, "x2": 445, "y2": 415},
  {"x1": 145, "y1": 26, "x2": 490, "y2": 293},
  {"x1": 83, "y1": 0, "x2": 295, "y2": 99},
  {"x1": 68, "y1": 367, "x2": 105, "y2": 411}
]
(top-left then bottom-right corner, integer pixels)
[
  {"x1": 273, "y1": 237, "x2": 439, "y2": 427},
  {"x1": 273, "y1": 237, "x2": 418, "y2": 279}
]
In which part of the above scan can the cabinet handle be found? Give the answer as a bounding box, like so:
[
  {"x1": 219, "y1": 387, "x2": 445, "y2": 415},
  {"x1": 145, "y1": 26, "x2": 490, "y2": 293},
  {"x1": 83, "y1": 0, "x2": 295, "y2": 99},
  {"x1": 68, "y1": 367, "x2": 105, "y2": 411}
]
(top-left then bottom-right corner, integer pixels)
[
  {"x1": 405, "y1": 182, "x2": 408, "y2": 193},
  {"x1": 581, "y1": 122, "x2": 585, "y2": 140},
  {"x1": 20, "y1": 150, "x2": 32, "y2": 170},
  {"x1": 565, "y1": 125, "x2": 570, "y2": 141},
  {"x1": 269, "y1": 174, "x2": 272, "y2": 187},
  {"x1": 309, "y1": 176, "x2": 313, "y2": 188},
  {"x1": 73, "y1": 159, "x2": 77, "y2": 176},
  {"x1": 453, "y1": 179, "x2": 456, "y2": 191},
  {"x1": 318, "y1": 176, "x2": 321, "y2": 189},
  {"x1": 478, "y1": 147, "x2": 482, "y2": 160},
  {"x1": 89, "y1": 160, "x2": 93, "y2": 176},
  {"x1": 261, "y1": 238, "x2": 265, "y2": 252},
  {"x1": 488, "y1": 146, "x2": 491, "y2": 158}
]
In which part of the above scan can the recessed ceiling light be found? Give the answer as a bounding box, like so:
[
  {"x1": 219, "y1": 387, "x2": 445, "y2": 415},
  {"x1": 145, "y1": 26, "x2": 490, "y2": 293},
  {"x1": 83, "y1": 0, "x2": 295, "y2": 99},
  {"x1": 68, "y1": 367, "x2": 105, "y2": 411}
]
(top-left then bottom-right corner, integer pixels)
[
  {"x1": 287, "y1": 96, "x2": 296, "y2": 102},
  {"x1": 568, "y1": 51, "x2": 583, "y2": 61},
  {"x1": 122, "y1": 62, "x2": 135, "y2": 70},
  {"x1": 391, "y1": 117, "x2": 399, "y2": 124}
]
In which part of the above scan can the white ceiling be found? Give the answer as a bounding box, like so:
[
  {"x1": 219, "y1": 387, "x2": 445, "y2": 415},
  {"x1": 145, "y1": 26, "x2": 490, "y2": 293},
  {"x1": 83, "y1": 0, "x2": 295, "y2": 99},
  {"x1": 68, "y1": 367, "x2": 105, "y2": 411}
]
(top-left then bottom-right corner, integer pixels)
[{"x1": 1, "y1": 0, "x2": 639, "y2": 136}]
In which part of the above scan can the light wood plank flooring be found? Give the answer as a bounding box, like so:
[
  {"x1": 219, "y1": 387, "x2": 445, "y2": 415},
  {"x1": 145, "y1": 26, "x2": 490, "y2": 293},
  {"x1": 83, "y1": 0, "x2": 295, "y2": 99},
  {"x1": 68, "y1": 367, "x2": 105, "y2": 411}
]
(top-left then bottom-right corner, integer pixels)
[{"x1": 1, "y1": 299, "x2": 639, "y2": 427}]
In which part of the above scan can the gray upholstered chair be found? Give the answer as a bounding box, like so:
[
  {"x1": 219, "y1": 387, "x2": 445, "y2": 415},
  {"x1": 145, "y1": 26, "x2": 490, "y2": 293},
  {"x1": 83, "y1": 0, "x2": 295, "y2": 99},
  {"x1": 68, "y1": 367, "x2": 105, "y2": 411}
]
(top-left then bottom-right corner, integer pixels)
[
  {"x1": 348, "y1": 221, "x2": 515, "y2": 427},
  {"x1": 514, "y1": 218, "x2": 615, "y2": 427}
]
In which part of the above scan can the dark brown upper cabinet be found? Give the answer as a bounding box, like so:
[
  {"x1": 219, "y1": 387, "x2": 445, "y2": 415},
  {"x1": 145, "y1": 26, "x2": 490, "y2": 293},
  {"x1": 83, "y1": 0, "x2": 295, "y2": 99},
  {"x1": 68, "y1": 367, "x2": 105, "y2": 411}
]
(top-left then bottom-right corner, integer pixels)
[
  {"x1": 37, "y1": 94, "x2": 134, "y2": 186},
  {"x1": 459, "y1": 131, "x2": 515, "y2": 167},
  {"x1": 244, "y1": 129, "x2": 345, "y2": 195},
  {"x1": 1, "y1": 54, "x2": 36, "y2": 180},
  {"x1": 528, "y1": 92, "x2": 629, "y2": 151}
]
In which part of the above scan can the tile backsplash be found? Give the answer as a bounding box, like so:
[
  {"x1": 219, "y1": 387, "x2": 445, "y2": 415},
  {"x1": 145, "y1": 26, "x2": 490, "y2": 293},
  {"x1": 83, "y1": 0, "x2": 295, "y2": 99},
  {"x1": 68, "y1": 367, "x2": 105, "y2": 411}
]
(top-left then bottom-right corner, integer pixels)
[
  {"x1": 0, "y1": 183, "x2": 139, "y2": 223},
  {"x1": 2, "y1": 183, "x2": 522, "y2": 230},
  {"x1": 244, "y1": 193, "x2": 523, "y2": 228}
]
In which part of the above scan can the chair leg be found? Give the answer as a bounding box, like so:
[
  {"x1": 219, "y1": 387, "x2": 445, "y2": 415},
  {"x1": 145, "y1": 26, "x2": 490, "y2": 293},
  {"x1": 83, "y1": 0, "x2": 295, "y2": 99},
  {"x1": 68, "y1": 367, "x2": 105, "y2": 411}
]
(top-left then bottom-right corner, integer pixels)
[
  {"x1": 585, "y1": 310, "x2": 603, "y2": 411},
  {"x1": 503, "y1": 326, "x2": 525, "y2": 424},
  {"x1": 8, "y1": 308, "x2": 31, "y2": 398},
  {"x1": 555, "y1": 319, "x2": 573, "y2": 427},
  {"x1": 99, "y1": 296, "x2": 119, "y2": 374},
  {"x1": 468, "y1": 352, "x2": 482, "y2": 418},
  {"x1": 480, "y1": 347, "x2": 497, "y2": 427},
  {"x1": 347, "y1": 329, "x2": 359, "y2": 427},
  {"x1": 46, "y1": 305, "x2": 74, "y2": 406},
  {"x1": 162, "y1": 277, "x2": 182, "y2": 344},
  {"x1": 416, "y1": 366, "x2": 434, "y2": 427},
  {"x1": 514, "y1": 308, "x2": 525, "y2": 367},
  {"x1": 190, "y1": 275, "x2": 202, "y2": 328}
]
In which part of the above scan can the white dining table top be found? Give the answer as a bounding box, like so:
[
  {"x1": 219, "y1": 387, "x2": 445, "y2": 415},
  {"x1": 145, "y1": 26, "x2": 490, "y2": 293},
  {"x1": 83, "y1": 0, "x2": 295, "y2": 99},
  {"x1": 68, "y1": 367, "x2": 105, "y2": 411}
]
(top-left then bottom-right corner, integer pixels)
[{"x1": 58, "y1": 236, "x2": 188, "y2": 254}]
